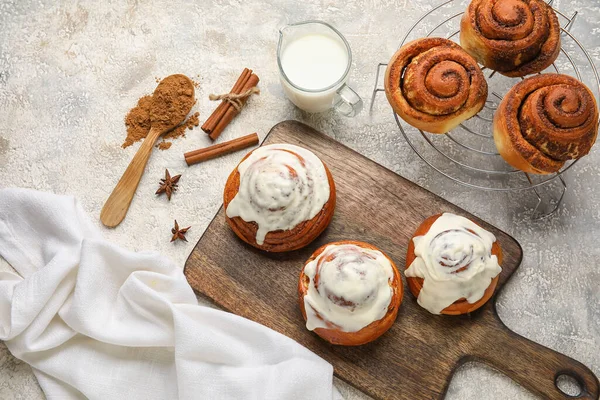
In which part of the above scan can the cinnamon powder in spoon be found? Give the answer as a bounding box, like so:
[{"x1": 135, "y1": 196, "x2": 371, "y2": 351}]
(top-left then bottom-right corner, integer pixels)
[{"x1": 122, "y1": 76, "x2": 199, "y2": 150}]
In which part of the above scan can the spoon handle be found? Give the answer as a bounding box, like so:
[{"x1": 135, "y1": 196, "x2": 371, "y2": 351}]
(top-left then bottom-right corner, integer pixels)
[{"x1": 100, "y1": 128, "x2": 162, "y2": 228}]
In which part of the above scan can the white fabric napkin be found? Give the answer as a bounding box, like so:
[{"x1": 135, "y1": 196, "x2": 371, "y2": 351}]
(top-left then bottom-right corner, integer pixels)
[{"x1": 0, "y1": 188, "x2": 340, "y2": 400}]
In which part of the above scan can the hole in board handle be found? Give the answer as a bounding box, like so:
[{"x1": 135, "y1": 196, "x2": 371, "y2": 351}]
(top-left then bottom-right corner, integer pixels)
[{"x1": 555, "y1": 372, "x2": 583, "y2": 397}]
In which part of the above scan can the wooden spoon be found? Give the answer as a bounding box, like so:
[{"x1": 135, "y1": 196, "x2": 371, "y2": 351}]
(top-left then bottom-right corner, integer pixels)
[{"x1": 101, "y1": 74, "x2": 195, "y2": 228}]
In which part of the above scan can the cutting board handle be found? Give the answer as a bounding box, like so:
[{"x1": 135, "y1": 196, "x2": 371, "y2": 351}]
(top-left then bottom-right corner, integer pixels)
[{"x1": 470, "y1": 313, "x2": 599, "y2": 399}]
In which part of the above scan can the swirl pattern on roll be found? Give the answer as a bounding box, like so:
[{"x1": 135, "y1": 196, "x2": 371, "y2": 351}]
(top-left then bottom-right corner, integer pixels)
[
  {"x1": 225, "y1": 144, "x2": 332, "y2": 247},
  {"x1": 493, "y1": 74, "x2": 599, "y2": 174},
  {"x1": 302, "y1": 243, "x2": 396, "y2": 333},
  {"x1": 405, "y1": 213, "x2": 502, "y2": 315},
  {"x1": 384, "y1": 38, "x2": 488, "y2": 134},
  {"x1": 460, "y1": 0, "x2": 560, "y2": 77}
]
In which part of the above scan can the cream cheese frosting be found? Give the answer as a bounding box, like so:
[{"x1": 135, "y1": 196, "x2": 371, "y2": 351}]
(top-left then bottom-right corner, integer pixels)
[
  {"x1": 405, "y1": 213, "x2": 502, "y2": 314},
  {"x1": 303, "y1": 243, "x2": 395, "y2": 332},
  {"x1": 226, "y1": 144, "x2": 330, "y2": 245}
]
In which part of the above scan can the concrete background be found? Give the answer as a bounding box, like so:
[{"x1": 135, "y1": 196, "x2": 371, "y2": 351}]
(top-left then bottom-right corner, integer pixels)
[{"x1": 0, "y1": 0, "x2": 598, "y2": 398}]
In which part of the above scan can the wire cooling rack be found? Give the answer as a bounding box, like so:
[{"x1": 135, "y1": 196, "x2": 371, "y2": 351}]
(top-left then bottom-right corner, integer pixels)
[{"x1": 371, "y1": 0, "x2": 600, "y2": 219}]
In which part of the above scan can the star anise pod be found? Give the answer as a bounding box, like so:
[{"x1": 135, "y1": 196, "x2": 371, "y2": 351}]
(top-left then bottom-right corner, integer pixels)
[
  {"x1": 156, "y1": 169, "x2": 181, "y2": 201},
  {"x1": 171, "y1": 219, "x2": 190, "y2": 242}
]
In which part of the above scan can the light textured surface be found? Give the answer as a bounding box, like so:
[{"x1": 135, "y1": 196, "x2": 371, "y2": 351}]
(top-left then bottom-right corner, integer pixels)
[{"x1": 0, "y1": 0, "x2": 598, "y2": 399}]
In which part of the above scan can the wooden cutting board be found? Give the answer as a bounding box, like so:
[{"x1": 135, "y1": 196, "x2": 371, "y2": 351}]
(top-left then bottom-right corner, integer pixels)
[{"x1": 184, "y1": 120, "x2": 599, "y2": 400}]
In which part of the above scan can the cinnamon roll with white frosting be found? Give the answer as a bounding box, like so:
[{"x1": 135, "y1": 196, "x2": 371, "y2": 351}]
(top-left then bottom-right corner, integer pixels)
[
  {"x1": 405, "y1": 213, "x2": 503, "y2": 315},
  {"x1": 298, "y1": 241, "x2": 403, "y2": 346},
  {"x1": 224, "y1": 144, "x2": 335, "y2": 252}
]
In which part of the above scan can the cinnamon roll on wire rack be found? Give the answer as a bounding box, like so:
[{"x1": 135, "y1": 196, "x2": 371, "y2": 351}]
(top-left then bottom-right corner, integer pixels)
[
  {"x1": 460, "y1": 0, "x2": 560, "y2": 77},
  {"x1": 494, "y1": 74, "x2": 599, "y2": 174},
  {"x1": 384, "y1": 37, "x2": 488, "y2": 134}
]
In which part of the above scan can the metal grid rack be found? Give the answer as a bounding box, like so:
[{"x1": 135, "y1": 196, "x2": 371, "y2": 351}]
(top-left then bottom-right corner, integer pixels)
[{"x1": 371, "y1": 0, "x2": 600, "y2": 219}]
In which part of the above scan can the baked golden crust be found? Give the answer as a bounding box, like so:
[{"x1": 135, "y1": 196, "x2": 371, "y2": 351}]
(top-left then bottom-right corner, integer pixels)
[
  {"x1": 460, "y1": 0, "x2": 560, "y2": 77},
  {"x1": 384, "y1": 37, "x2": 487, "y2": 134},
  {"x1": 405, "y1": 214, "x2": 503, "y2": 316},
  {"x1": 493, "y1": 74, "x2": 599, "y2": 174},
  {"x1": 298, "y1": 240, "x2": 403, "y2": 346},
  {"x1": 223, "y1": 147, "x2": 336, "y2": 252}
]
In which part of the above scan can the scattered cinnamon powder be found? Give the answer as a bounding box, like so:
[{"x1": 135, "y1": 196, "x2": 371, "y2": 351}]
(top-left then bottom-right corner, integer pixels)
[
  {"x1": 122, "y1": 95, "x2": 152, "y2": 148},
  {"x1": 122, "y1": 76, "x2": 199, "y2": 150},
  {"x1": 187, "y1": 112, "x2": 200, "y2": 129},
  {"x1": 158, "y1": 125, "x2": 187, "y2": 149},
  {"x1": 155, "y1": 112, "x2": 200, "y2": 150}
]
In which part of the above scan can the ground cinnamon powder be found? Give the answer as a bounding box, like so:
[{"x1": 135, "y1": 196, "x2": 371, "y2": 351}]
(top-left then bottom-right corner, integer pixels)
[
  {"x1": 156, "y1": 141, "x2": 172, "y2": 151},
  {"x1": 150, "y1": 74, "x2": 195, "y2": 132},
  {"x1": 187, "y1": 111, "x2": 200, "y2": 128},
  {"x1": 156, "y1": 112, "x2": 200, "y2": 150},
  {"x1": 123, "y1": 76, "x2": 199, "y2": 150},
  {"x1": 122, "y1": 95, "x2": 152, "y2": 148}
]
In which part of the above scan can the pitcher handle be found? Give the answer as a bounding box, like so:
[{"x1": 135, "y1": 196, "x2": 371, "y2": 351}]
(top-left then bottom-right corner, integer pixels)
[{"x1": 334, "y1": 83, "x2": 363, "y2": 117}]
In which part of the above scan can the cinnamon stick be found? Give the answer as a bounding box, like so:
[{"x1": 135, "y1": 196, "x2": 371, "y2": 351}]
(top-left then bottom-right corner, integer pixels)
[
  {"x1": 184, "y1": 133, "x2": 259, "y2": 166},
  {"x1": 209, "y1": 73, "x2": 260, "y2": 141},
  {"x1": 202, "y1": 68, "x2": 252, "y2": 134}
]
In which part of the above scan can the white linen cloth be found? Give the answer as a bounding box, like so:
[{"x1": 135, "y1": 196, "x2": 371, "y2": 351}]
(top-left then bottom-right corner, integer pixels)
[{"x1": 0, "y1": 188, "x2": 340, "y2": 400}]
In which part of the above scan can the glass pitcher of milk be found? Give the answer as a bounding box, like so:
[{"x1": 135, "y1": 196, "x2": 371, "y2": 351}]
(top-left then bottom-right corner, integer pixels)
[{"x1": 277, "y1": 21, "x2": 363, "y2": 116}]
